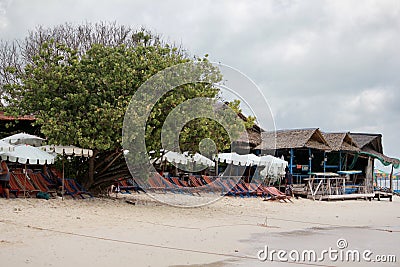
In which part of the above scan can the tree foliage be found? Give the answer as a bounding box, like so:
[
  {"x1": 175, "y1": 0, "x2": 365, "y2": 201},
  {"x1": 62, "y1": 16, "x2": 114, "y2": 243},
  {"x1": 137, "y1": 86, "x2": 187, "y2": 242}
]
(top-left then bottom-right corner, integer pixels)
[{"x1": 1, "y1": 22, "x2": 253, "y2": 190}]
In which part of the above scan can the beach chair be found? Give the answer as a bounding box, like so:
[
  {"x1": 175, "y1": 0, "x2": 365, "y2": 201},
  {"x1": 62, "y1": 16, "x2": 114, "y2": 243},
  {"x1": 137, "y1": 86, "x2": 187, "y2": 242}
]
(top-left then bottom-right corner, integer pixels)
[
  {"x1": 226, "y1": 178, "x2": 248, "y2": 197},
  {"x1": 168, "y1": 177, "x2": 199, "y2": 195},
  {"x1": 263, "y1": 186, "x2": 293, "y2": 203},
  {"x1": 11, "y1": 172, "x2": 41, "y2": 197},
  {"x1": 213, "y1": 178, "x2": 242, "y2": 197},
  {"x1": 117, "y1": 179, "x2": 135, "y2": 194},
  {"x1": 62, "y1": 178, "x2": 93, "y2": 199},
  {"x1": 245, "y1": 183, "x2": 266, "y2": 197},
  {"x1": 146, "y1": 173, "x2": 170, "y2": 193},
  {"x1": 37, "y1": 172, "x2": 58, "y2": 189},
  {"x1": 187, "y1": 175, "x2": 212, "y2": 193},
  {"x1": 160, "y1": 176, "x2": 192, "y2": 194},
  {"x1": 29, "y1": 172, "x2": 56, "y2": 197},
  {"x1": 235, "y1": 180, "x2": 252, "y2": 197}
]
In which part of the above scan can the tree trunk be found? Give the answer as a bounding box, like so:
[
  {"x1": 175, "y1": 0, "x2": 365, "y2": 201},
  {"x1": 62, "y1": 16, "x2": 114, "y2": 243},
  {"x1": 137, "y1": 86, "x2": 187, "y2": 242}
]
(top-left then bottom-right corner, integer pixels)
[{"x1": 87, "y1": 150, "x2": 98, "y2": 188}]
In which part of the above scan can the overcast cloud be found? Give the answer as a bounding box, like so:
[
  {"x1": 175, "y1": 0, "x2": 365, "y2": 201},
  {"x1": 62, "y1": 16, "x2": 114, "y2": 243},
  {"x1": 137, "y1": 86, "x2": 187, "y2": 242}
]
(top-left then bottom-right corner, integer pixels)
[{"x1": 0, "y1": 0, "x2": 399, "y2": 166}]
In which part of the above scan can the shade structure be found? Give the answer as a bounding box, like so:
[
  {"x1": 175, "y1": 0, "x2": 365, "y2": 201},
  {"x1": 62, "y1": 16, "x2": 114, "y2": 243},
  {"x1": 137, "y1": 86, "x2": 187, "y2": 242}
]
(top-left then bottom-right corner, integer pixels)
[
  {"x1": 0, "y1": 140, "x2": 15, "y2": 152},
  {"x1": 39, "y1": 145, "x2": 92, "y2": 201},
  {"x1": 259, "y1": 155, "x2": 288, "y2": 178},
  {"x1": 154, "y1": 151, "x2": 215, "y2": 167},
  {"x1": 215, "y1": 152, "x2": 253, "y2": 166},
  {"x1": 1, "y1": 133, "x2": 45, "y2": 147},
  {"x1": 0, "y1": 144, "x2": 55, "y2": 165},
  {"x1": 40, "y1": 145, "x2": 93, "y2": 157},
  {"x1": 184, "y1": 152, "x2": 215, "y2": 167},
  {"x1": 374, "y1": 169, "x2": 388, "y2": 178},
  {"x1": 215, "y1": 153, "x2": 288, "y2": 167}
]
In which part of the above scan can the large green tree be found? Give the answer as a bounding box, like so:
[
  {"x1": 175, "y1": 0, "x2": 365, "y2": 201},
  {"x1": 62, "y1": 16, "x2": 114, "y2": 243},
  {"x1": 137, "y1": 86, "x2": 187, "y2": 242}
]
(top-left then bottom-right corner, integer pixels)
[{"x1": 1, "y1": 23, "x2": 252, "y2": 190}]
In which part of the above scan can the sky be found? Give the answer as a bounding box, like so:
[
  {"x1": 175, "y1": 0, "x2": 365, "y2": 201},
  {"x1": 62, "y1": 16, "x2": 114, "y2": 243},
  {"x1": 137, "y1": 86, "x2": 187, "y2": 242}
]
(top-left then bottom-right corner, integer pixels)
[{"x1": 0, "y1": 0, "x2": 399, "y2": 170}]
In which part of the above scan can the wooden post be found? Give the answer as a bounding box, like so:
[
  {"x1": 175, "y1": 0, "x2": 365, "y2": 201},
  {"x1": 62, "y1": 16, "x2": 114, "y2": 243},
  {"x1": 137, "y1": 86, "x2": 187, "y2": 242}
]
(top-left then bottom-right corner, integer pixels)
[
  {"x1": 339, "y1": 151, "x2": 342, "y2": 171},
  {"x1": 62, "y1": 155, "x2": 65, "y2": 201},
  {"x1": 24, "y1": 164, "x2": 27, "y2": 198},
  {"x1": 389, "y1": 165, "x2": 394, "y2": 193},
  {"x1": 309, "y1": 148, "x2": 312, "y2": 173},
  {"x1": 290, "y1": 148, "x2": 294, "y2": 174}
]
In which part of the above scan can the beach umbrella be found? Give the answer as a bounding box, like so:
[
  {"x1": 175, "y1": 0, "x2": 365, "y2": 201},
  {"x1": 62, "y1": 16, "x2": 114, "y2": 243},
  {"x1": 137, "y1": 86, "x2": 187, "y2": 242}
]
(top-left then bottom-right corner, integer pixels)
[
  {"x1": 0, "y1": 140, "x2": 15, "y2": 152},
  {"x1": 40, "y1": 145, "x2": 93, "y2": 157},
  {"x1": 183, "y1": 152, "x2": 215, "y2": 167},
  {"x1": 40, "y1": 145, "x2": 93, "y2": 200},
  {"x1": 1, "y1": 132, "x2": 45, "y2": 147},
  {"x1": 215, "y1": 152, "x2": 250, "y2": 166},
  {"x1": 374, "y1": 169, "x2": 388, "y2": 178},
  {"x1": 0, "y1": 144, "x2": 55, "y2": 164},
  {"x1": 0, "y1": 144, "x2": 55, "y2": 197}
]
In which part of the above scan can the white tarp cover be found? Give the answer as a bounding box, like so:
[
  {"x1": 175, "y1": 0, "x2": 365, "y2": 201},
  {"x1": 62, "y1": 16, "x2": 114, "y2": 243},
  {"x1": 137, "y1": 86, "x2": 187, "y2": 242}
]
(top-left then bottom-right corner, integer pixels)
[
  {"x1": 0, "y1": 144, "x2": 55, "y2": 165},
  {"x1": 0, "y1": 140, "x2": 15, "y2": 152},
  {"x1": 1, "y1": 132, "x2": 45, "y2": 147},
  {"x1": 40, "y1": 145, "x2": 93, "y2": 157}
]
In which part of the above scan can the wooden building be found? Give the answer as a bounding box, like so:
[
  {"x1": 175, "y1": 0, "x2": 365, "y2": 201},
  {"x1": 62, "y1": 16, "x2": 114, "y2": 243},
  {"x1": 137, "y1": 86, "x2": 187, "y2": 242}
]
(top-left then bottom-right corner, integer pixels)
[
  {"x1": 254, "y1": 128, "x2": 400, "y2": 187},
  {"x1": 0, "y1": 111, "x2": 38, "y2": 139},
  {"x1": 255, "y1": 128, "x2": 331, "y2": 183}
]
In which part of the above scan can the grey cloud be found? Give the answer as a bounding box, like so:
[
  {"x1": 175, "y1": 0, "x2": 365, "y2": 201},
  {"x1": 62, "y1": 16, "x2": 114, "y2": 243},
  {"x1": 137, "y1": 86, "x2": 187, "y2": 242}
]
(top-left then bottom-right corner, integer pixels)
[{"x1": 0, "y1": 0, "x2": 399, "y2": 159}]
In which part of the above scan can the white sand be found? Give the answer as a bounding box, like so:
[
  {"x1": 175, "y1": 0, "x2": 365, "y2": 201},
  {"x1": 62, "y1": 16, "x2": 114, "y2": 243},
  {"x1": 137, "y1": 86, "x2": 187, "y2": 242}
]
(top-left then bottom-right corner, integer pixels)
[{"x1": 0, "y1": 193, "x2": 399, "y2": 267}]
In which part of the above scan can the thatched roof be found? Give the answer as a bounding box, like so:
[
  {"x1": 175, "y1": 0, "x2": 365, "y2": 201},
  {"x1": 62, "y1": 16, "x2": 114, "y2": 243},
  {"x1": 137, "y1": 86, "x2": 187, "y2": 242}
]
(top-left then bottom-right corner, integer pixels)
[
  {"x1": 234, "y1": 128, "x2": 262, "y2": 147},
  {"x1": 322, "y1": 132, "x2": 359, "y2": 152},
  {"x1": 256, "y1": 128, "x2": 331, "y2": 151},
  {"x1": 350, "y1": 133, "x2": 383, "y2": 153}
]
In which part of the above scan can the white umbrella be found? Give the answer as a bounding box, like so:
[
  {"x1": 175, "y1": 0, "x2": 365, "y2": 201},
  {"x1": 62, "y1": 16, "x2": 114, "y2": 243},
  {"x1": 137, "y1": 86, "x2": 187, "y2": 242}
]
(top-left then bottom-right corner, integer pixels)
[
  {"x1": 1, "y1": 132, "x2": 45, "y2": 147},
  {"x1": 0, "y1": 144, "x2": 55, "y2": 198},
  {"x1": 215, "y1": 153, "x2": 256, "y2": 166},
  {"x1": 40, "y1": 145, "x2": 93, "y2": 157},
  {"x1": 0, "y1": 140, "x2": 15, "y2": 152},
  {"x1": 40, "y1": 145, "x2": 93, "y2": 200},
  {"x1": 0, "y1": 144, "x2": 55, "y2": 164},
  {"x1": 191, "y1": 153, "x2": 215, "y2": 167},
  {"x1": 154, "y1": 151, "x2": 215, "y2": 167}
]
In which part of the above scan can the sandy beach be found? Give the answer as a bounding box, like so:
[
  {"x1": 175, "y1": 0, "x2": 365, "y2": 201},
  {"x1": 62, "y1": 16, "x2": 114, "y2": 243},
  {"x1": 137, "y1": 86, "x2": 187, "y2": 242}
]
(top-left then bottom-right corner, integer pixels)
[{"x1": 0, "y1": 193, "x2": 399, "y2": 267}]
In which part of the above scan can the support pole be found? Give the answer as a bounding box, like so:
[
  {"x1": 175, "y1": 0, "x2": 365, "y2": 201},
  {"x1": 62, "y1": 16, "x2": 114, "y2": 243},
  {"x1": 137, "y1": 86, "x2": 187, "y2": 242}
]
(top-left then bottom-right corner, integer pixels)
[
  {"x1": 290, "y1": 148, "x2": 294, "y2": 175},
  {"x1": 389, "y1": 165, "x2": 394, "y2": 193},
  {"x1": 339, "y1": 151, "x2": 342, "y2": 171},
  {"x1": 323, "y1": 152, "x2": 327, "y2": 173},
  {"x1": 24, "y1": 164, "x2": 27, "y2": 199},
  {"x1": 309, "y1": 148, "x2": 312, "y2": 174},
  {"x1": 62, "y1": 155, "x2": 65, "y2": 201}
]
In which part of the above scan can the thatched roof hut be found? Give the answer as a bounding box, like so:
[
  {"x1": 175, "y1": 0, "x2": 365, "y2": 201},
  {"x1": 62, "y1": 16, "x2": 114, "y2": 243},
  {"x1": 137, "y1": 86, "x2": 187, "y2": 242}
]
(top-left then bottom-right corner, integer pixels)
[
  {"x1": 350, "y1": 133, "x2": 383, "y2": 153},
  {"x1": 256, "y1": 128, "x2": 331, "y2": 151},
  {"x1": 322, "y1": 132, "x2": 359, "y2": 152},
  {"x1": 350, "y1": 133, "x2": 400, "y2": 167}
]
